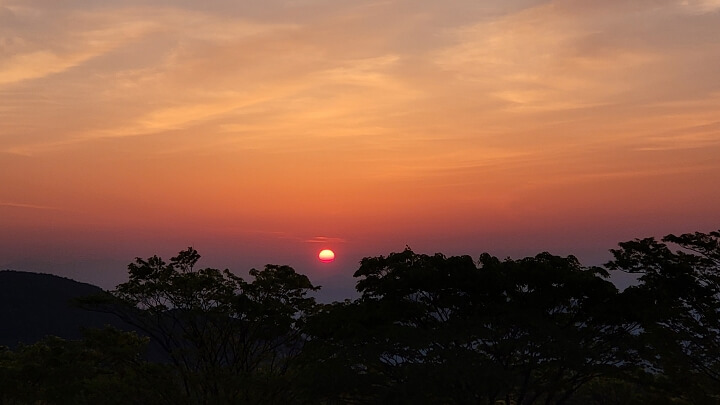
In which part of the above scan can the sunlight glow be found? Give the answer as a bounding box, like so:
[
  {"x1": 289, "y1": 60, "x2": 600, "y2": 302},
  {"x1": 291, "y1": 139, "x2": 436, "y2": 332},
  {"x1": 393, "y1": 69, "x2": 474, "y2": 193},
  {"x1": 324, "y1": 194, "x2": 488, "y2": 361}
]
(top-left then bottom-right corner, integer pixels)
[{"x1": 318, "y1": 249, "x2": 335, "y2": 263}]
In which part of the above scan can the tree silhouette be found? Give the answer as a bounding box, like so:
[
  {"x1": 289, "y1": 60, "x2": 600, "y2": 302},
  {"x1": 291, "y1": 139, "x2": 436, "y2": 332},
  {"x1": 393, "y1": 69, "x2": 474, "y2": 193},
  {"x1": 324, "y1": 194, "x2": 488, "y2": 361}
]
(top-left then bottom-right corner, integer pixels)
[
  {"x1": 3, "y1": 234, "x2": 718, "y2": 404},
  {"x1": 606, "y1": 230, "x2": 720, "y2": 402},
  {"x1": 303, "y1": 248, "x2": 637, "y2": 404},
  {"x1": 82, "y1": 247, "x2": 319, "y2": 404},
  {"x1": 0, "y1": 327, "x2": 163, "y2": 405}
]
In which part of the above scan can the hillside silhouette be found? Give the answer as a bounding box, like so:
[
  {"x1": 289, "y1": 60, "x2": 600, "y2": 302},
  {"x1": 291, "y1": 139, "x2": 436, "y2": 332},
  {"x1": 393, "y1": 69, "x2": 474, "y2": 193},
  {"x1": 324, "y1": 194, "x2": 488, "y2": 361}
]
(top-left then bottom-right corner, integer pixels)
[{"x1": 0, "y1": 270, "x2": 130, "y2": 348}]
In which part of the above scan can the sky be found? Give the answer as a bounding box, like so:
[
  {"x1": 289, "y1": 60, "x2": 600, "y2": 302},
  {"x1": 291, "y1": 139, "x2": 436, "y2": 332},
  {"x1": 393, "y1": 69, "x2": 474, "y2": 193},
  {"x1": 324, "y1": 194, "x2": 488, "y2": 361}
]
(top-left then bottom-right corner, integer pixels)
[{"x1": 1, "y1": 0, "x2": 719, "y2": 300}]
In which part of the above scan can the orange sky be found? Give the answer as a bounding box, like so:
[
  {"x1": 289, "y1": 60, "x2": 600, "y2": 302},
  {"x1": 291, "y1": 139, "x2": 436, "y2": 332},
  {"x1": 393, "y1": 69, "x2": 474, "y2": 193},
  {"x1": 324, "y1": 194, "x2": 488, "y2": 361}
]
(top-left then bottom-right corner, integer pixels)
[{"x1": 1, "y1": 0, "x2": 719, "y2": 297}]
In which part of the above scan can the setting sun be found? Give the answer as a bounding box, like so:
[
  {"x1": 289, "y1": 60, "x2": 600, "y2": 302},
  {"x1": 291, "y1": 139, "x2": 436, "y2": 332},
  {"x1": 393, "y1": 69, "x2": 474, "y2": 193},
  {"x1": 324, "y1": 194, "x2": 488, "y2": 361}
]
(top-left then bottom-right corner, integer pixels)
[{"x1": 318, "y1": 249, "x2": 335, "y2": 263}]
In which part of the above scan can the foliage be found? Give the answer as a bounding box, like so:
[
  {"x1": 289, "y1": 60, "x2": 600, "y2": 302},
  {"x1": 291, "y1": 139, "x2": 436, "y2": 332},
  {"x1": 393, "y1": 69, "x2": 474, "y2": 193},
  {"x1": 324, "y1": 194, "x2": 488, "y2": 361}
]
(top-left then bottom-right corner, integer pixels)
[
  {"x1": 82, "y1": 247, "x2": 320, "y2": 404},
  {"x1": 302, "y1": 248, "x2": 638, "y2": 404},
  {"x1": 4, "y1": 233, "x2": 720, "y2": 404},
  {"x1": 606, "y1": 230, "x2": 720, "y2": 402},
  {"x1": 0, "y1": 327, "x2": 165, "y2": 405},
  {"x1": 568, "y1": 375, "x2": 694, "y2": 405}
]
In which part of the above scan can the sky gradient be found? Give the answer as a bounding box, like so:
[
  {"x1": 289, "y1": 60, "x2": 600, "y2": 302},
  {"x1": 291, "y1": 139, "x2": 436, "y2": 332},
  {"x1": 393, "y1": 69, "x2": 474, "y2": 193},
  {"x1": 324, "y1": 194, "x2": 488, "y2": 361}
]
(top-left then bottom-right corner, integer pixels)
[{"x1": 2, "y1": 0, "x2": 719, "y2": 299}]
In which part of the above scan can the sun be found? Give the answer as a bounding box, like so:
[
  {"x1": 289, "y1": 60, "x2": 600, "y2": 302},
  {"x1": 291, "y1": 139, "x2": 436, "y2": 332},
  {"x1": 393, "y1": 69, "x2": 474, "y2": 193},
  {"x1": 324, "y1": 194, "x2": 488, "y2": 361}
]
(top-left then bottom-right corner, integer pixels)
[{"x1": 318, "y1": 249, "x2": 335, "y2": 263}]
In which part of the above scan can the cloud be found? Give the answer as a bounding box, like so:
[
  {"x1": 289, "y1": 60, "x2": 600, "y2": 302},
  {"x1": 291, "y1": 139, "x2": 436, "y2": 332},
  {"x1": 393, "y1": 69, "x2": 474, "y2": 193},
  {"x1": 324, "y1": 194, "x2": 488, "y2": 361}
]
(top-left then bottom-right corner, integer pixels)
[
  {"x1": 304, "y1": 236, "x2": 347, "y2": 244},
  {"x1": 434, "y1": 2, "x2": 665, "y2": 111},
  {"x1": 0, "y1": 201, "x2": 61, "y2": 210},
  {"x1": 2, "y1": 0, "x2": 719, "y2": 210},
  {"x1": 0, "y1": 51, "x2": 94, "y2": 86},
  {"x1": 0, "y1": 7, "x2": 156, "y2": 86},
  {"x1": 434, "y1": 0, "x2": 720, "y2": 114},
  {"x1": 636, "y1": 121, "x2": 720, "y2": 151},
  {"x1": 678, "y1": 0, "x2": 720, "y2": 14},
  {"x1": 0, "y1": 5, "x2": 305, "y2": 154}
]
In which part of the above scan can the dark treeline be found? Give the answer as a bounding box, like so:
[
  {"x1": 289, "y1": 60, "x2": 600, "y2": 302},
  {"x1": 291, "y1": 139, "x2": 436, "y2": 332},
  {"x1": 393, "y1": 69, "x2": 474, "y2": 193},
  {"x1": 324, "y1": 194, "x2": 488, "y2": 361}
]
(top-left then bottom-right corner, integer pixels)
[{"x1": 1, "y1": 230, "x2": 719, "y2": 404}]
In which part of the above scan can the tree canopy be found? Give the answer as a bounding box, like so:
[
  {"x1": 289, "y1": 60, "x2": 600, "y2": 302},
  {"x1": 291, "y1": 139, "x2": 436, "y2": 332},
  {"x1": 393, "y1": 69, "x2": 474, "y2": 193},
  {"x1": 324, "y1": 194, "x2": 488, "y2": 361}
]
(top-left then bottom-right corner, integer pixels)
[
  {"x1": 2, "y1": 230, "x2": 719, "y2": 404},
  {"x1": 302, "y1": 249, "x2": 640, "y2": 404},
  {"x1": 77, "y1": 248, "x2": 320, "y2": 404}
]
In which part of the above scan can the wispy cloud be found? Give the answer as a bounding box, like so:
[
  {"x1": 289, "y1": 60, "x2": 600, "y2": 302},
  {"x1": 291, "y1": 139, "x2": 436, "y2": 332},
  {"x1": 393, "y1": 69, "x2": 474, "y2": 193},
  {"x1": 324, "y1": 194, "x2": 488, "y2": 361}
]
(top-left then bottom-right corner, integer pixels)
[
  {"x1": 636, "y1": 121, "x2": 720, "y2": 151},
  {"x1": 0, "y1": 201, "x2": 61, "y2": 211},
  {"x1": 0, "y1": 4, "x2": 303, "y2": 154},
  {"x1": 0, "y1": 10, "x2": 155, "y2": 87},
  {"x1": 678, "y1": 0, "x2": 720, "y2": 14},
  {"x1": 1, "y1": 0, "x2": 719, "y2": 257},
  {"x1": 433, "y1": 1, "x2": 666, "y2": 113},
  {"x1": 304, "y1": 236, "x2": 347, "y2": 244}
]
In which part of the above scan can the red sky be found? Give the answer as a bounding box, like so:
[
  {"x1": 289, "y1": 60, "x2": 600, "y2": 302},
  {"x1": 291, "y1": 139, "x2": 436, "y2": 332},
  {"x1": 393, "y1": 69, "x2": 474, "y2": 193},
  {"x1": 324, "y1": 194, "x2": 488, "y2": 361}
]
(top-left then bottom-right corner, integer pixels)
[{"x1": 1, "y1": 0, "x2": 719, "y2": 299}]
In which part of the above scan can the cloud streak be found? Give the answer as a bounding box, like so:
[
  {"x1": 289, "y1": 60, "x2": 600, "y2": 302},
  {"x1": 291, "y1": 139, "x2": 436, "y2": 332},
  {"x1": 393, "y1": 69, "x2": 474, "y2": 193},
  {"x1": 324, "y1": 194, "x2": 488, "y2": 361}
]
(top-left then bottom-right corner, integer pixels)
[
  {"x1": 304, "y1": 236, "x2": 347, "y2": 244},
  {"x1": 0, "y1": 201, "x2": 61, "y2": 211}
]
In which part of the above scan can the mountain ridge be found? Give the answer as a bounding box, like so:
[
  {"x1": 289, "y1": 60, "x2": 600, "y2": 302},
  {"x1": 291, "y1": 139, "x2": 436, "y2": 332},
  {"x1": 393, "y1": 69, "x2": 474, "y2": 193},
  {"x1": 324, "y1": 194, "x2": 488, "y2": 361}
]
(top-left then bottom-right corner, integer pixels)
[{"x1": 0, "y1": 270, "x2": 129, "y2": 347}]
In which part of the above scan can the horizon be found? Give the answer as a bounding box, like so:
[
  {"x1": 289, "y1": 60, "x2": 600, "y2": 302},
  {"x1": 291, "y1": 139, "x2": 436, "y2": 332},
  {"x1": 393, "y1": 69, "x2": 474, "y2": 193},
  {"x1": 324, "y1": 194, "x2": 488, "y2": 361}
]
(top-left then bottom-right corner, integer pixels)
[
  {"x1": 0, "y1": 237, "x2": 657, "y2": 302},
  {"x1": 2, "y1": 0, "x2": 719, "y2": 301}
]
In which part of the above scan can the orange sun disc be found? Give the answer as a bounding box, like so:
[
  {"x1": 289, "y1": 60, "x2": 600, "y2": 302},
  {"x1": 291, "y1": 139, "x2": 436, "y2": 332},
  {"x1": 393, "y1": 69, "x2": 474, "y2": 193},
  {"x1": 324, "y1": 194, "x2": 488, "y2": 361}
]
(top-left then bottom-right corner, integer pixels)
[{"x1": 318, "y1": 249, "x2": 335, "y2": 263}]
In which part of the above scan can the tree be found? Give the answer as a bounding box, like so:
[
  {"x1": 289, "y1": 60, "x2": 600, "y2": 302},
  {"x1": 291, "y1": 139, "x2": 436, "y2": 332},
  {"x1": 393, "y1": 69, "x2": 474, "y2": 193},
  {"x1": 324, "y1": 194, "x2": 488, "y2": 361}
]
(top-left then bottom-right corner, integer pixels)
[
  {"x1": 606, "y1": 230, "x2": 720, "y2": 402},
  {"x1": 468, "y1": 252, "x2": 639, "y2": 405},
  {"x1": 303, "y1": 248, "x2": 637, "y2": 404},
  {"x1": 0, "y1": 327, "x2": 164, "y2": 405},
  {"x1": 83, "y1": 247, "x2": 319, "y2": 404}
]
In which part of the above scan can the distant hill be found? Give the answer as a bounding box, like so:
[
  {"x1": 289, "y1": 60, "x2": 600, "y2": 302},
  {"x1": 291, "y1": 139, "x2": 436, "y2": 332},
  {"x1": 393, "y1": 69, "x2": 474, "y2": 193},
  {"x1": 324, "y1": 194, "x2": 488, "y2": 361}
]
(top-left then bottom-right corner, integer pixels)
[{"x1": 0, "y1": 270, "x2": 130, "y2": 347}]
